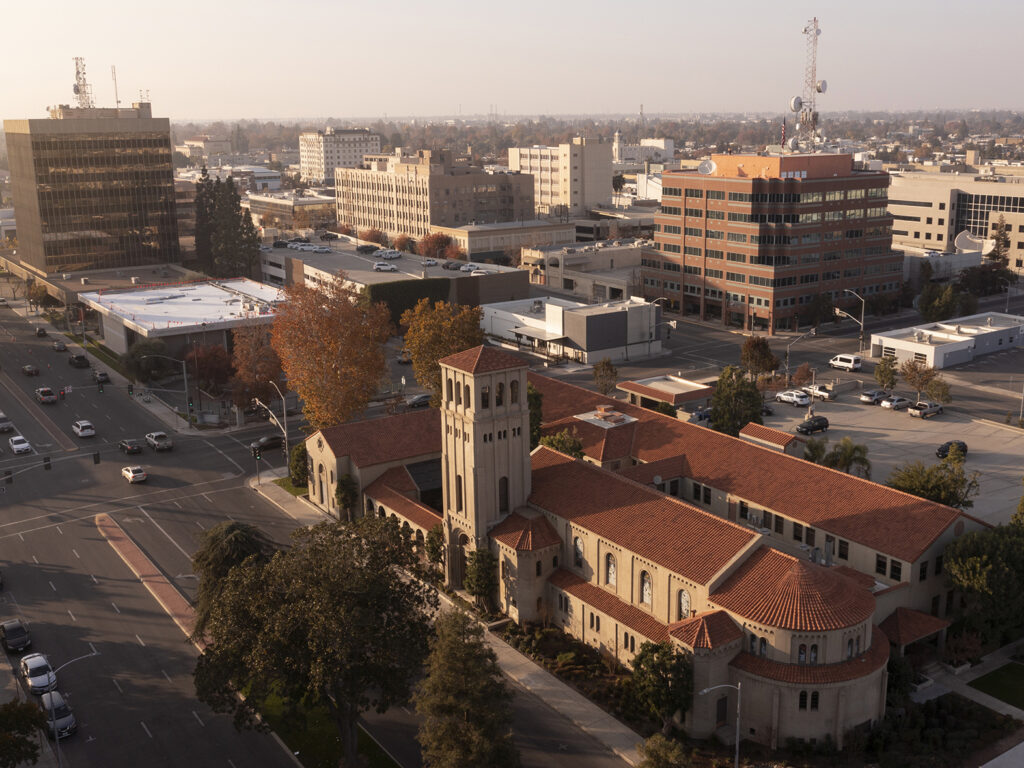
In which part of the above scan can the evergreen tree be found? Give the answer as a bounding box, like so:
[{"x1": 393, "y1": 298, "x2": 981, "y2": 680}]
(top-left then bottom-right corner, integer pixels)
[
  {"x1": 538, "y1": 428, "x2": 584, "y2": 459},
  {"x1": 821, "y1": 436, "x2": 872, "y2": 479},
  {"x1": 886, "y1": 447, "x2": 980, "y2": 510},
  {"x1": 592, "y1": 357, "x2": 619, "y2": 395},
  {"x1": 464, "y1": 549, "x2": 499, "y2": 610},
  {"x1": 709, "y1": 365, "x2": 762, "y2": 436},
  {"x1": 631, "y1": 642, "x2": 694, "y2": 736},
  {"x1": 194, "y1": 166, "x2": 215, "y2": 274},
  {"x1": 740, "y1": 335, "x2": 779, "y2": 381},
  {"x1": 874, "y1": 356, "x2": 898, "y2": 392}
]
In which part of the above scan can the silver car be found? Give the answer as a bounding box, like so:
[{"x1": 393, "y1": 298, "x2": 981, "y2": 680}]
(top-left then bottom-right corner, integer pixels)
[
  {"x1": 20, "y1": 653, "x2": 57, "y2": 693},
  {"x1": 40, "y1": 690, "x2": 77, "y2": 739}
]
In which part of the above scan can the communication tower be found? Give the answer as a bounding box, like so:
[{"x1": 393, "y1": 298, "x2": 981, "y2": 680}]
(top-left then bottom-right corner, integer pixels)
[
  {"x1": 72, "y1": 57, "x2": 95, "y2": 109},
  {"x1": 786, "y1": 18, "x2": 827, "y2": 151}
]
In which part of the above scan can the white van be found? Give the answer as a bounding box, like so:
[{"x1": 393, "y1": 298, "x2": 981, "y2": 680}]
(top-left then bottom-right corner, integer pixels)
[{"x1": 829, "y1": 354, "x2": 862, "y2": 372}]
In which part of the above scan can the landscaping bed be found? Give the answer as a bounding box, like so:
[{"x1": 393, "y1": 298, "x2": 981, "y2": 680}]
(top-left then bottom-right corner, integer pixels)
[{"x1": 969, "y1": 661, "x2": 1024, "y2": 710}]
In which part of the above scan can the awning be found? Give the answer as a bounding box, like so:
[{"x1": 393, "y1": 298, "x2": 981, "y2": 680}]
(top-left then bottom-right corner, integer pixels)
[{"x1": 511, "y1": 326, "x2": 566, "y2": 342}]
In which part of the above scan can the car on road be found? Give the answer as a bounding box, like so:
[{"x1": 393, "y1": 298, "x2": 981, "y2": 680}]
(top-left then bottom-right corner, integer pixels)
[
  {"x1": 859, "y1": 389, "x2": 888, "y2": 405},
  {"x1": 20, "y1": 653, "x2": 56, "y2": 693},
  {"x1": 397, "y1": 348, "x2": 412, "y2": 364},
  {"x1": 373, "y1": 262, "x2": 398, "y2": 272},
  {"x1": 121, "y1": 466, "x2": 147, "y2": 484},
  {"x1": 375, "y1": 249, "x2": 402, "y2": 260},
  {"x1": 8, "y1": 435, "x2": 32, "y2": 455},
  {"x1": 420, "y1": 259, "x2": 438, "y2": 267},
  {"x1": 35, "y1": 328, "x2": 47, "y2": 337},
  {"x1": 880, "y1": 395, "x2": 912, "y2": 411},
  {"x1": 71, "y1": 420, "x2": 95, "y2": 437},
  {"x1": 909, "y1": 401, "x2": 944, "y2": 418},
  {"x1": 250, "y1": 434, "x2": 284, "y2": 457},
  {"x1": 0, "y1": 297, "x2": 6, "y2": 305},
  {"x1": 406, "y1": 393, "x2": 432, "y2": 409},
  {"x1": 828, "y1": 354, "x2": 862, "y2": 371},
  {"x1": 145, "y1": 431, "x2": 173, "y2": 451},
  {"x1": 312, "y1": 245, "x2": 331, "y2": 253},
  {"x1": 92, "y1": 370, "x2": 110, "y2": 383},
  {"x1": 775, "y1": 390, "x2": 811, "y2": 407},
  {"x1": 118, "y1": 438, "x2": 144, "y2": 455},
  {"x1": 35, "y1": 387, "x2": 57, "y2": 404},
  {"x1": 40, "y1": 691, "x2": 77, "y2": 740},
  {"x1": 459, "y1": 263, "x2": 480, "y2": 272},
  {"x1": 1, "y1": 618, "x2": 32, "y2": 652},
  {"x1": 0, "y1": 412, "x2": 12, "y2": 433},
  {"x1": 272, "y1": 240, "x2": 289, "y2": 248},
  {"x1": 52, "y1": 340, "x2": 67, "y2": 351},
  {"x1": 21, "y1": 365, "x2": 40, "y2": 376},
  {"x1": 442, "y1": 260, "x2": 463, "y2": 270},
  {"x1": 795, "y1": 415, "x2": 830, "y2": 434},
  {"x1": 67, "y1": 353, "x2": 89, "y2": 368},
  {"x1": 936, "y1": 440, "x2": 968, "y2": 459}
]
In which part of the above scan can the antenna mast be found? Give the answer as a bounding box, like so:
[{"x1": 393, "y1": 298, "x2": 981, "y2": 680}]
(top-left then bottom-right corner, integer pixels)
[
  {"x1": 786, "y1": 18, "x2": 827, "y2": 151},
  {"x1": 111, "y1": 65, "x2": 120, "y2": 109},
  {"x1": 72, "y1": 57, "x2": 95, "y2": 109}
]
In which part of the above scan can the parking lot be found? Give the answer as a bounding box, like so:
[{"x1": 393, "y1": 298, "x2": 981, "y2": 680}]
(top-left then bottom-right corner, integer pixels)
[{"x1": 763, "y1": 391, "x2": 1024, "y2": 526}]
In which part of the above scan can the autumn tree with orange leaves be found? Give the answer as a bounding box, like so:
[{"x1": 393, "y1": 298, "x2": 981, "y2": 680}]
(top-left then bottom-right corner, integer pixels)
[
  {"x1": 400, "y1": 299, "x2": 484, "y2": 404},
  {"x1": 229, "y1": 325, "x2": 285, "y2": 408},
  {"x1": 271, "y1": 274, "x2": 392, "y2": 429}
]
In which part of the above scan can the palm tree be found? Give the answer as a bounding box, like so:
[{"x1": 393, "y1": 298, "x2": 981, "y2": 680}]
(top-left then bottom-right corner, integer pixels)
[
  {"x1": 821, "y1": 437, "x2": 872, "y2": 480},
  {"x1": 803, "y1": 436, "x2": 829, "y2": 464}
]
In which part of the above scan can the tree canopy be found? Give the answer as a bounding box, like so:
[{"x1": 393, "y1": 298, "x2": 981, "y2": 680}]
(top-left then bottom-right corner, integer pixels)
[
  {"x1": 631, "y1": 642, "x2": 693, "y2": 736},
  {"x1": 821, "y1": 436, "x2": 872, "y2": 480},
  {"x1": 538, "y1": 428, "x2": 584, "y2": 459},
  {"x1": 637, "y1": 733, "x2": 691, "y2": 768},
  {"x1": 229, "y1": 325, "x2": 285, "y2": 409},
  {"x1": 0, "y1": 698, "x2": 47, "y2": 768},
  {"x1": 899, "y1": 359, "x2": 951, "y2": 402},
  {"x1": 740, "y1": 335, "x2": 779, "y2": 380},
  {"x1": 710, "y1": 365, "x2": 762, "y2": 436},
  {"x1": 417, "y1": 233, "x2": 454, "y2": 260},
  {"x1": 874, "y1": 356, "x2": 898, "y2": 392},
  {"x1": 592, "y1": 357, "x2": 619, "y2": 395},
  {"x1": 945, "y1": 523, "x2": 1024, "y2": 642},
  {"x1": 400, "y1": 299, "x2": 484, "y2": 404},
  {"x1": 527, "y1": 382, "x2": 543, "y2": 450},
  {"x1": 886, "y1": 447, "x2": 979, "y2": 509}
]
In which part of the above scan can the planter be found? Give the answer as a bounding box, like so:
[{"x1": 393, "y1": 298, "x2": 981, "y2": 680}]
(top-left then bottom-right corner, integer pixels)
[{"x1": 945, "y1": 662, "x2": 971, "y2": 676}]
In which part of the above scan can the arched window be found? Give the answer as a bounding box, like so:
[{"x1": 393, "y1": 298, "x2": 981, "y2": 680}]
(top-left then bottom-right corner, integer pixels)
[
  {"x1": 378, "y1": 506, "x2": 385, "y2": 518},
  {"x1": 510, "y1": 379, "x2": 520, "y2": 404},
  {"x1": 552, "y1": 555, "x2": 559, "y2": 568},
  {"x1": 640, "y1": 571, "x2": 652, "y2": 606},
  {"x1": 856, "y1": 636, "x2": 861, "y2": 655},
  {"x1": 455, "y1": 475, "x2": 463, "y2": 512},
  {"x1": 496, "y1": 382, "x2": 505, "y2": 406},
  {"x1": 798, "y1": 644, "x2": 807, "y2": 664},
  {"x1": 498, "y1": 476, "x2": 509, "y2": 513},
  {"x1": 799, "y1": 691, "x2": 808, "y2": 711},
  {"x1": 846, "y1": 638, "x2": 854, "y2": 659},
  {"x1": 810, "y1": 691, "x2": 819, "y2": 711},
  {"x1": 481, "y1": 385, "x2": 490, "y2": 408},
  {"x1": 749, "y1": 634, "x2": 757, "y2": 654},
  {"x1": 536, "y1": 560, "x2": 542, "y2": 577},
  {"x1": 810, "y1": 644, "x2": 818, "y2": 664},
  {"x1": 455, "y1": 382, "x2": 462, "y2": 406},
  {"x1": 605, "y1": 553, "x2": 616, "y2": 587},
  {"x1": 678, "y1": 590, "x2": 690, "y2": 620},
  {"x1": 464, "y1": 384, "x2": 470, "y2": 407},
  {"x1": 630, "y1": 635, "x2": 635, "y2": 652},
  {"x1": 759, "y1": 638, "x2": 767, "y2": 657},
  {"x1": 537, "y1": 596, "x2": 542, "y2": 613},
  {"x1": 573, "y1": 537, "x2": 583, "y2": 568},
  {"x1": 365, "y1": 498, "x2": 374, "y2": 516},
  {"x1": 415, "y1": 529, "x2": 424, "y2": 548},
  {"x1": 446, "y1": 378, "x2": 454, "y2": 403}
]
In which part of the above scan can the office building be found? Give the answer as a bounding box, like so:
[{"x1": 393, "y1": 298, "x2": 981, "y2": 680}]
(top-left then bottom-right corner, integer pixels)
[
  {"x1": 646, "y1": 153, "x2": 901, "y2": 332},
  {"x1": 4, "y1": 102, "x2": 180, "y2": 275},
  {"x1": 335, "y1": 149, "x2": 534, "y2": 240},
  {"x1": 508, "y1": 137, "x2": 612, "y2": 217},
  {"x1": 299, "y1": 127, "x2": 381, "y2": 184}
]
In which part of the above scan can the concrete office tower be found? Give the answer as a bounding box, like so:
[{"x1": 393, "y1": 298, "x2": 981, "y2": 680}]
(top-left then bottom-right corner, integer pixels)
[
  {"x1": 647, "y1": 153, "x2": 901, "y2": 332},
  {"x1": 508, "y1": 137, "x2": 613, "y2": 217},
  {"x1": 4, "y1": 102, "x2": 180, "y2": 275},
  {"x1": 299, "y1": 127, "x2": 382, "y2": 184},
  {"x1": 335, "y1": 149, "x2": 535, "y2": 240}
]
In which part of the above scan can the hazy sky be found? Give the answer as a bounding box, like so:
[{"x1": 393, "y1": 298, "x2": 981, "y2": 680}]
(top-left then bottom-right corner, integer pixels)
[{"x1": 4, "y1": 0, "x2": 1021, "y2": 122}]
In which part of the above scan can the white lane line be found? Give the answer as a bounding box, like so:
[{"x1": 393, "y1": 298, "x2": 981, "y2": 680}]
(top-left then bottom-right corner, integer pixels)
[
  {"x1": 112, "y1": 678, "x2": 123, "y2": 694},
  {"x1": 72, "y1": 549, "x2": 80, "y2": 559},
  {"x1": 31, "y1": 554, "x2": 37, "y2": 563},
  {"x1": 135, "y1": 634, "x2": 145, "y2": 647},
  {"x1": 67, "y1": 609, "x2": 76, "y2": 622},
  {"x1": 19, "y1": 533, "x2": 24, "y2": 542},
  {"x1": 49, "y1": 581, "x2": 56, "y2": 592},
  {"x1": 203, "y1": 438, "x2": 244, "y2": 473},
  {"x1": 56, "y1": 526, "x2": 63, "y2": 535},
  {"x1": 91, "y1": 574, "x2": 98, "y2": 584},
  {"x1": 140, "y1": 721, "x2": 152, "y2": 738},
  {"x1": 111, "y1": 602, "x2": 120, "y2": 614},
  {"x1": 162, "y1": 670, "x2": 172, "y2": 683},
  {"x1": 195, "y1": 521, "x2": 205, "y2": 529},
  {"x1": 228, "y1": 761, "x2": 238, "y2": 768},
  {"x1": 202, "y1": 494, "x2": 212, "y2": 505},
  {"x1": 173, "y1": 501, "x2": 181, "y2": 509},
  {"x1": 192, "y1": 710, "x2": 204, "y2": 726},
  {"x1": 138, "y1": 506, "x2": 192, "y2": 560},
  {"x1": 89, "y1": 642, "x2": 98, "y2": 654}
]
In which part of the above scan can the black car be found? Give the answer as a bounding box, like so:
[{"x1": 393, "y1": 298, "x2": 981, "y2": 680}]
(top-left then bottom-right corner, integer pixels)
[
  {"x1": 795, "y1": 415, "x2": 830, "y2": 434},
  {"x1": 272, "y1": 240, "x2": 289, "y2": 248},
  {"x1": 118, "y1": 439, "x2": 144, "y2": 455},
  {"x1": 68, "y1": 354, "x2": 90, "y2": 368},
  {"x1": 442, "y1": 260, "x2": 463, "y2": 270},
  {"x1": 1, "y1": 618, "x2": 32, "y2": 652},
  {"x1": 250, "y1": 435, "x2": 284, "y2": 457},
  {"x1": 320, "y1": 232, "x2": 339, "y2": 241},
  {"x1": 0, "y1": 417, "x2": 13, "y2": 433},
  {"x1": 936, "y1": 440, "x2": 968, "y2": 459},
  {"x1": 406, "y1": 393, "x2": 432, "y2": 409},
  {"x1": 760, "y1": 403, "x2": 774, "y2": 417},
  {"x1": 35, "y1": 328, "x2": 47, "y2": 337},
  {"x1": 356, "y1": 244, "x2": 378, "y2": 254}
]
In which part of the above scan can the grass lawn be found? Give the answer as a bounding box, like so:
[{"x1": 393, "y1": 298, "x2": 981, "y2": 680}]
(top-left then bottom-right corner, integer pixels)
[
  {"x1": 969, "y1": 662, "x2": 1024, "y2": 709},
  {"x1": 273, "y1": 477, "x2": 308, "y2": 497}
]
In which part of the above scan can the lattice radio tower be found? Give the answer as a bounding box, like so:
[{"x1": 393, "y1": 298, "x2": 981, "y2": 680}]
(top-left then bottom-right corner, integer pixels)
[
  {"x1": 72, "y1": 57, "x2": 95, "y2": 109},
  {"x1": 787, "y1": 18, "x2": 827, "y2": 151}
]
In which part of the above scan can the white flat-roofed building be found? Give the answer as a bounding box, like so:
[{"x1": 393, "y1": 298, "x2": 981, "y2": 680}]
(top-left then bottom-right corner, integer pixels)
[
  {"x1": 870, "y1": 311, "x2": 1024, "y2": 368},
  {"x1": 300, "y1": 127, "x2": 381, "y2": 184},
  {"x1": 508, "y1": 137, "x2": 612, "y2": 217}
]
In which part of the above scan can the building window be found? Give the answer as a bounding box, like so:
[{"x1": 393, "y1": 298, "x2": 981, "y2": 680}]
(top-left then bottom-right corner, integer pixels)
[
  {"x1": 640, "y1": 571, "x2": 652, "y2": 606},
  {"x1": 739, "y1": 501, "x2": 749, "y2": 520},
  {"x1": 573, "y1": 537, "x2": 583, "y2": 568},
  {"x1": 759, "y1": 638, "x2": 767, "y2": 657},
  {"x1": 810, "y1": 644, "x2": 818, "y2": 663},
  {"x1": 499, "y1": 476, "x2": 509, "y2": 513},
  {"x1": 446, "y1": 378, "x2": 453, "y2": 403},
  {"x1": 703, "y1": 486, "x2": 711, "y2": 504},
  {"x1": 510, "y1": 379, "x2": 520, "y2": 404},
  {"x1": 811, "y1": 692, "x2": 819, "y2": 711},
  {"x1": 775, "y1": 515, "x2": 784, "y2": 535},
  {"x1": 464, "y1": 384, "x2": 470, "y2": 406},
  {"x1": 799, "y1": 644, "x2": 807, "y2": 663},
  {"x1": 890, "y1": 560, "x2": 902, "y2": 581},
  {"x1": 749, "y1": 634, "x2": 757, "y2": 654},
  {"x1": 847, "y1": 639, "x2": 854, "y2": 659},
  {"x1": 481, "y1": 386, "x2": 490, "y2": 409},
  {"x1": 455, "y1": 475, "x2": 463, "y2": 512},
  {"x1": 793, "y1": 522, "x2": 804, "y2": 542},
  {"x1": 678, "y1": 589, "x2": 690, "y2": 620},
  {"x1": 455, "y1": 382, "x2": 461, "y2": 406},
  {"x1": 935, "y1": 555, "x2": 943, "y2": 575},
  {"x1": 553, "y1": 555, "x2": 558, "y2": 568},
  {"x1": 536, "y1": 560, "x2": 542, "y2": 577},
  {"x1": 692, "y1": 483, "x2": 701, "y2": 501},
  {"x1": 838, "y1": 540, "x2": 849, "y2": 560},
  {"x1": 799, "y1": 691, "x2": 808, "y2": 710},
  {"x1": 920, "y1": 561, "x2": 928, "y2": 582},
  {"x1": 496, "y1": 382, "x2": 504, "y2": 406},
  {"x1": 605, "y1": 553, "x2": 616, "y2": 586},
  {"x1": 589, "y1": 613, "x2": 594, "y2": 629},
  {"x1": 630, "y1": 635, "x2": 635, "y2": 652},
  {"x1": 875, "y1": 554, "x2": 886, "y2": 576},
  {"x1": 762, "y1": 510, "x2": 773, "y2": 530},
  {"x1": 806, "y1": 528, "x2": 816, "y2": 548}
]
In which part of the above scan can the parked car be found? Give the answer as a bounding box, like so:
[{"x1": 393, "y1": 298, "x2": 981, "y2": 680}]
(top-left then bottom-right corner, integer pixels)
[
  {"x1": 9, "y1": 436, "x2": 32, "y2": 455},
  {"x1": 272, "y1": 240, "x2": 289, "y2": 248},
  {"x1": 0, "y1": 297, "x2": 6, "y2": 305},
  {"x1": 92, "y1": 370, "x2": 110, "y2": 383},
  {"x1": 320, "y1": 232, "x2": 339, "y2": 241},
  {"x1": 397, "y1": 349, "x2": 412, "y2": 364},
  {"x1": 470, "y1": 270, "x2": 491, "y2": 276},
  {"x1": 801, "y1": 383, "x2": 837, "y2": 400},
  {"x1": 52, "y1": 340, "x2": 67, "y2": 352},
  {"x1": 250, "y1": 435, "x2": 283, "y2": 457},
  {"x1": 936, "y1": 440, "x2": 968, "y2": 459},
  {"x1": 71, "y1": 420, "x2": 95, "y2": 438},
  {"x1": 828, "y1": 354, "x2": 862, "y2": 371},
  {"x1": 20, "y1": 653, "x2": 57, "y2": 693},
  {"x1": 35, "y1": 387, "x2": 57, "y2": 404},
  {"x1": 795, "y1": 415, "x2": 830, "y2": 434},
  {"x1": 312, "y1": 245, "x2": 331, "y2": 253},
  {"x1": 375, "y1": 249, "x2": 402, "y2": 260},
  {"x1": 459, "y1": 263, "x2": 480, "y2": 272},
  {"x1": 21, "y1": 364, "x2": 40, "y2": 376},
  {"x1": 118, "y1": 438, "x2": 144, "y2": 455},
  {"x1": 40, "y1": 690, "x2": 77, "y2": 740},
  {"x1": 68, "y1": 354, "x2": 89, "y2": 368},
  {"x1": 421, "y1": 259, "x2": 438, "y2": 267},
  {"x1": 356, "y1": 244, "x2": 378, "y2": 254},
  {"x1": 145, "y1": 431, "x2": 173, "y2": 451},
  {"x1": 880, "y1": 395, "x2": 912, "y2": 411},
  {"x1": 0, "y1": 618, "x2": 32, "y2": 652},
  {"x1": 442, "y1": 260, "x2": 463, "y2": 270},
  {"x1": 775, "y1": 390, "x2": 811, "y2": 407},
  {"x1": 406, "y1": 393, "x2": 432, "y2": 409},
  {"x1": 121, "y1": 466, "x2": 147, "y2": 484},
  {"x1": 760, "y1": 403, "x2": 774, "y2": 416},
  {"x1": 909, "y1": 401, "x2": 944, "y2": 418},
  {"x1": 373, "y1": 262, "x2": 398, "y2": 272},
  {"x1": 859, "y1": 389, "x2": 888, "y2": 405},
  {"x1": 0, "y1": 416, "x2": 13, "y2": 433},
  {"x1": 259, "y1": 245, "x2": 272, "y2": 253},
  {"x1": 35, "y1": 328, "x2": 47, "y2": 337}
]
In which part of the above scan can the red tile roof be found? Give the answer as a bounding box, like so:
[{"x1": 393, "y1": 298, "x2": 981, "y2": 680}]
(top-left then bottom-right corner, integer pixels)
[
  {"x1": 490, "y1": 512, "x2": 561, "y2": 551},
  {"x1": 738, "y1": 422, "x2": 797, "y2": 448},
  {"x1": 528, "y1": 372, "x2": 984, "y2": 564},
  {"x1": 364, "y1": 466, "x2": 443, "y2": 532},
  {"x1": 730, "y1": 627, "x2": 889, "y2": 684},
  {"x1": 530, "y1": 447, "x2": 758, "y2": 586},
  {"x1": 316, "y1": 409, "x2": 441, "y2": 469},
  {"x1": 539, "y1": 417, "x2": 637, "y2": 463},
  {"x1": 832, "y1": 566, "x2": 877, "y2": 591},
  {"x1": 669, "y1": 611, "x2": 743, "y2": 651},
  {"x1": 549, "y1": 569, "x2": 668, "y2": 643},
  {"x1": 439, "y1": 345, "x2": 529, "y2": 374},
  {"x1": 879, "y1": 607, "x2": 951, "y2": 647},
  {"x1": 710, "y1": 547, "x2": 875, "y2": 632}
]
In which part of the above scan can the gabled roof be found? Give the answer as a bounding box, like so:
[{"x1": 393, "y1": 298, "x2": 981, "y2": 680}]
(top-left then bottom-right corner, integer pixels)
[
  {"x1": 669, "y1": 611, "x2": 743, "y2": 651},
  {"x1": 539, "y1": 417, "x2": 637, "y2": 463},
  {"x1": 315, "y1": 409, "x2": 441, "y2": 468},
  {"x1": 709, "y1": 547, "x2": 875, "y2": 632},
  {"x1": 738, "y1": 422, "x2": 798, "y2": 448},
  {"x1": 730, "y1": 627, "x2": 890, "y2": 684},
  {"x1": 879, "y1": 607, "x2": 951, "y2": 647},
  {"x1": 439, "y1": 345, "x2": 529, "y2": 374},
  {"x1": 549, "y1": 569, "x2": 668, "y2": 643},
  {"x1": 363, "y1": 466, "x2": 443, "y2": 532},
  {"x1": 490, "y1": 512, "x2": 561, "y2": 551},
  {"x1": 530, "y1": 447, "x2": 758, "y2": 586}
]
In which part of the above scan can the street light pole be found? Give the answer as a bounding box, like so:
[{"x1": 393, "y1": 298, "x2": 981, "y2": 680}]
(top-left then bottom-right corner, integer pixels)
[
  {"x1": 50, "y1": 650, "x2": 100, "y2": 767},
  {"x1": 785, "y1": 328, "x2": 817, "y2": 385},
  {"x1": 699, "y1": 681, "x2": 741, "y2": 768},
  {"x1": 997, "y1": 278, "x2": 1011, "y2": 314},
  {"x1": 141, "y1": 354, "x2": 192, "y2": 429},
  {"x1": 844, "y1": 288, "x2": 866, "y2": 354},
  {"x1": 266, "y1": 379, "x2": 289, "y2": 463}
]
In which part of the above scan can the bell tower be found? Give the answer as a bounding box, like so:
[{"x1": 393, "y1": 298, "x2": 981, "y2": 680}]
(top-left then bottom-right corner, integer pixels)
[{"x1": 438, "y1": 346, "x2": 531, "y2": 586}]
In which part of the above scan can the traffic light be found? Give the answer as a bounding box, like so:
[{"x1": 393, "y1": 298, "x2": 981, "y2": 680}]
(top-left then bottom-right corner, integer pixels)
[
  {"x1": 43, "y1": 457, "x2": 51, "y2": 471},
  {"x1": 254, "y1": 448, "x2": 262, "y2": 461},
  {"x1": 59, "y1": 388, "x2": 65, "y2": 400},
  {"x1": 188, "y1": 396, "x2": 194, "y2": 410},
  {"x1": 97, "y1": 382, "x2": 104, "y2": 393},
  {"x1": 128, "y1": 383, "x2": 134, "y2": 396}
]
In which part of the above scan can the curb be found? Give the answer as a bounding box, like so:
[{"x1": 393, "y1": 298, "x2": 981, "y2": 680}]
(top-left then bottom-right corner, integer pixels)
[{"x1": 974, "y1": 417, "x2": 1024, "y2": 435}]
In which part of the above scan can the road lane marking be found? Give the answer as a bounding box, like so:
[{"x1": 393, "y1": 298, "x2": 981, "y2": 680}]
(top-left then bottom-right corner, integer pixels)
[
  {"x1": 72, "y1": 549, "x2": 80, "y2": 559},
  {"x1": 202, "y1": 494, "x2": 212, "y2": 504},
  {"x1": 139, "y1": 505, "x2": 192, "y2": 560},
  {"x1": 111, "y1": 602, "x2": 120, "y2": 614},
  {"x1": 203, "y1": 438, "x2": 244, "y2": 473},
  {"x1": 89, "y1": 642, "x2": 98, "y2": 654},
  {"x1": 173, "y1": 501, "x2": 181, "y2": 509},
  {"x1": 112, "y1": 678, "x2": 123, "y2": 693},
  {"x1": 49, "y1": 581, "x2": 56, "y2": 592},
  {"x1": 136, "y1": 634, "x2": 145, "y2": 647},
  {"x1": 56, "y1": 526, "x2": 63, "y2": 535},
  {"x1": 162, "y1": 670, "x2": 172, "y2": 683},
  {"x1": 192, "y1": 710, "x2": 204, "y2": 726},
  {"x1": 91, "y1": 574, "x2": 98, "y2": 584},
  {"x1": 140, "y1": 721, "x2": 152, "y2": 738},
  {"x1": 67, "y1": 609, "x2": 75, "y2": 622},
  {"x1": 31, "y1": 554, "x2": 36, "y2": 563}
]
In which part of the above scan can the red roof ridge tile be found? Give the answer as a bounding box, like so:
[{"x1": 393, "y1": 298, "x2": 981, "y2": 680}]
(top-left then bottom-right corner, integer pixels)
[
  {"x1": 730, "y1": 626, "x2": 889, "y2": 684},
  {"x1": 439, "y1": 345, "x2": 529, "y2": 374},
  {"x1": 490, "y1": 511, "x2": 561, "y2": 551},
  {"x1": 738, "y1": 422, "x2": 797, "y2": 447},
  {"x1": 879, "y1": 607, "x2": 951, "y2": 647},
  {"x1": 548, "y1": 569, "x2": 669, "y2": 643},
  {"x1": 669, "y1": 610, "x2": 743, "y2": 650},
  {"x1": 315, "y1": 409, "x2": 441, "y2": 468}
]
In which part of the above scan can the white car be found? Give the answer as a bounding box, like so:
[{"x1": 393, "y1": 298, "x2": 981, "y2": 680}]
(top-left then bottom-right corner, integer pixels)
[
  {"x1": 374, "y1": 249, "x2": 402, "y2": 260},
  {"x1": 880, "y1": 395, "x2": 912, "y2": 411},
  {"x1": 71, "y1": 420, "x2": 95, "y2": 437},
  {"x1": 8, "y1": 435, "x2": 32, "y2": 455},
  {"x1": 373, "y1": 262, "x2": 398, "y2": 272},
  {"x1": 421, "y1": 259, "x2": 438, "y2": 267},
  {"x1": 775, "y1": 390, "x2": 811, "y2": 407},
  {"x1": 460, "y1": 263, "x2": 480, "y2": 272},
  {"x1": 122, "y1": 466, "x2": 147, "y2": 483},
  {"x1": 20, "y1": 653, "x2": 57, "y2": 694},
  {"x1": 313, "y1": 245, "x2": 331, "y2": 253}
]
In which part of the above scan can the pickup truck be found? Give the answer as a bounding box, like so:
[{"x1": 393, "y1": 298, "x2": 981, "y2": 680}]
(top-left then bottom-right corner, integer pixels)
[
  {"x1": 801, "y1": 383, "x2": 838, "y2": 401},
  {"x1": 908, "y1": 401, "x2": 944, "y2": 418},
  {"x1": 145, "y1": 431, "x2": 174, "y2": 451}
]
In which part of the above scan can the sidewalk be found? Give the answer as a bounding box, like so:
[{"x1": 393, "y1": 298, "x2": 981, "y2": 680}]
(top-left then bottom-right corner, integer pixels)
[
  {"x1": 912, "y1": 640, "x2": 1024, "y2": 720},
  {"x1": 251, "y1": 467, "x2": 642, "y2": 765}
]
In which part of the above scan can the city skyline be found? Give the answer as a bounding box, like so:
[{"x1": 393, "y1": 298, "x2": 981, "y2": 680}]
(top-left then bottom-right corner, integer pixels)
[{"x1": 4, "y1": 1, "x2": 1023, "y2": 122}]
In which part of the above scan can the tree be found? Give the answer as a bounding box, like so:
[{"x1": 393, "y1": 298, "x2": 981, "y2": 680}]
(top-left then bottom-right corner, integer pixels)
[
  {"x1": 193, "y1": 518, "x2": 437, "y2": 768},
  {"x1": 637, "y1": 733, "x2": 691, "y2": 768},
  {"x1": 1012, "y1": 478, "x2": 1024, "y2": 528},
  {"x1": 592, "y1": 357, "x2": 619, "y2": 395},
  {"x1": 442, "y1": 242, "x2": 466, "y2": 261},
  {"x1": 899, "y1": 359, "x2": 939, "y2": 401},
  {"x1": 527, "y1": 382, "x2": 543, "y2": 450},
  {"x1": 945, "y1": 524, "x2": 1024, "y2": 641},
  {"x1": 612, "y1": 174, "x2": 625, "y2": 193},
  {"x1": 400, "y1": 299, "x2": 484, "y2": 404},
  {"x1": 28, "y1": 283, "x2": 48, "y2": 310},
  {"x1": 740, "y1": 336, "x2": 779, "y2": 381},
  {"x1": 886, "y1": 448, "x2": 980, "y2": 510},
  {"x1": 0, "y1": 698, "x2": 47, "y2": 768},
  {"x1": 991, "y1": 214, "x2": 1010, "y2": 263},
  {"x1": 790, "y1": 362, "x2": 813, "y2": 387},
  {"x1": 425, "y1": 524, "x2": 445, "y2": 567},
  {"x1": 228, "y1": 325, "x2": 285, "y2": 410},
  {"x1": 358, "y1": 228, "x2": 389, "y2": 246},
  {"x1": 803, "y1": 436, "x2": 829, "y2": 464},
  {"x1": 417, "y1": 233, "x2": 454, "y2": 260},
  {"x1": 413, "y1": 610, "x2": 520, "y2": 768},
  {"x1": 709, "y1": 365, "x2": 762, "y2": 437},
  {"x1": 654, "y1": 401, "x2": 677, "y2": 418},
  {"x1": 271, "y1": 274, "x2": 392, "y2": 430},
  {"x1": 185, "y1": 344, "x2": 233, "y2": 396},
  {"x1": 463, "y1": 548, "x2": 498, "y2": 610},
  {"x1": 874, "y1": 356, "x2": 898, "y2": 392},
  {"x1": 207, "y1": 177, "x2": 260, "y2": 278},
  {"x1": 392, "y1": 234, "x2": 416, "y2": 253},
  {"x1": 538, "y1": 428, "x2": 584, "y2": 459},
  {"x1": 194, "y1": 166, "x2": 215, "y2": 273},
  {"x1": 335, "y1": 474, "x2": 359, "y2": 523},
  {"x1": 631, "y1": 642, "x2": 694, "y2": 736},
  {"x1": 821, "y1": 437, "x2": 872, "y2": 479},
  {"x1": 190, "y1": 521, "x2": 277, "y2": 644},
  {"x1": 289, "y1": 442, "x2": 308, "y2": 487},
  {"x1": 120, "y1": 337, "x2": 169, "y2": 383}
]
